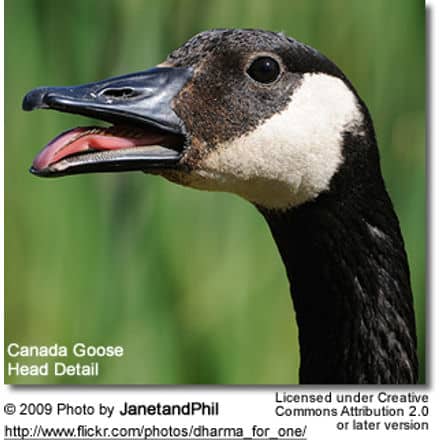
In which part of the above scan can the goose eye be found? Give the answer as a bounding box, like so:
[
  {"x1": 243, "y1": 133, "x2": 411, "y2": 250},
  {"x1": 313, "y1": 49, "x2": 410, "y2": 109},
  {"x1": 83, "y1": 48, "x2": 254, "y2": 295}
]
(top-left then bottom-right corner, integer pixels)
[{"x1": 247, "y1": 57, "x2": 280, "y2": 84}]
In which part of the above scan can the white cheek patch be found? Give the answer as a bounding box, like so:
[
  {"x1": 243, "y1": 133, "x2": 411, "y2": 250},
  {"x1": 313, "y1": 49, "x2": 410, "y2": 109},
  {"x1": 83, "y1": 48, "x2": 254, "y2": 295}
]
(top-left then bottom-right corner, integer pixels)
[{"x1": 186, "y1": 73, "x2": 364, "y2": 209}]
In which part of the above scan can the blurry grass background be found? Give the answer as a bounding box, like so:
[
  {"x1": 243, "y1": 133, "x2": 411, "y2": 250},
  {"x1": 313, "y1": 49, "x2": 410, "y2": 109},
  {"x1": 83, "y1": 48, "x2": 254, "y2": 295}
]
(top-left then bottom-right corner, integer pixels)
[{"x1": 5, "y1": 0, "x2": 425, "y2": 384}]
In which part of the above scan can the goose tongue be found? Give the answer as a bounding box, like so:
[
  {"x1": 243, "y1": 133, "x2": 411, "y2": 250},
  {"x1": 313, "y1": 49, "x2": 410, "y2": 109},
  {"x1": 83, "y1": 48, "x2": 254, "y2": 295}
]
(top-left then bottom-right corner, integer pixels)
[{"x1": 32, "y1": 126, "x2": 166, "y2": 171}]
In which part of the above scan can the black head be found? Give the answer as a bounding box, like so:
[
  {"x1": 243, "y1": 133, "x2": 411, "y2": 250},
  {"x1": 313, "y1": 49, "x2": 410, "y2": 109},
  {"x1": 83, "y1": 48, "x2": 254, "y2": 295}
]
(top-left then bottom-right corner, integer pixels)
[
  {"x1": 167, "y1": 29, "x2": 349, "y2": 150},
  {"x1": 23, "y1": 29, "x2": 369, "y2": 210}
]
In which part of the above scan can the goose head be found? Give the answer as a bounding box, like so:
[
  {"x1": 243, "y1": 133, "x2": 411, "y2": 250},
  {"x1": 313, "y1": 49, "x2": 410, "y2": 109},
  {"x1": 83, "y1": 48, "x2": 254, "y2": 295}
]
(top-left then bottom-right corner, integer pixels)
[
  {"x1": 24, "y1": 29, "x2": 368, "y2": 210},
  {"x1": 23, "y1": 29, "x2": 418, "y2": 384}
]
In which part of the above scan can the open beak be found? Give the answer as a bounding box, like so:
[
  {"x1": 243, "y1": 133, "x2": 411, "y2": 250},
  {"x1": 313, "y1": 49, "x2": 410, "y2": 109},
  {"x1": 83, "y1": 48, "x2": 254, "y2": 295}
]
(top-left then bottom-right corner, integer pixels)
[{"x1": 23, "y1": 66, "x2": 192, "y2": 177}]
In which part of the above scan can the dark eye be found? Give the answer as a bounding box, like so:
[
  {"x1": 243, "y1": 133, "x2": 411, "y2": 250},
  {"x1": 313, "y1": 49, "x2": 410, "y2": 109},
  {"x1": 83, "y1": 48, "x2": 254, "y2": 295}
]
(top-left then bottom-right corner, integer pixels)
[{"x1": 247, "y1": 57, "x2": 281, "y2": 84}]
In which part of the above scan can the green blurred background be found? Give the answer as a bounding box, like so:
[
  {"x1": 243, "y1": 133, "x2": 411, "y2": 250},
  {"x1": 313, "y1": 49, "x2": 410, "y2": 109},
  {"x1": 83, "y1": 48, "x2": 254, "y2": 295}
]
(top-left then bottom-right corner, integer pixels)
[{"x1": 5, "y1": 0, "x2": 425, "y2": 384}]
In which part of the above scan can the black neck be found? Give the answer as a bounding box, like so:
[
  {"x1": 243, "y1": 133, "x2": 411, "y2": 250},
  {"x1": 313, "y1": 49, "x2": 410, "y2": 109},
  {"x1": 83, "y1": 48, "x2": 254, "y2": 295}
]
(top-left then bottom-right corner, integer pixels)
[{"x1": 260, "y1": 133, "x2": 418, "y2": 384}]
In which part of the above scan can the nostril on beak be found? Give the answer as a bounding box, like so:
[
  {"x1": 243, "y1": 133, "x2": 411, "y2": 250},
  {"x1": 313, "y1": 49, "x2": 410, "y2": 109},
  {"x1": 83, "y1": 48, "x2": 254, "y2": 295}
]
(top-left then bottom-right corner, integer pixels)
[{"x1": 100, "y1": 87, "x2": 140, "y2": 99}]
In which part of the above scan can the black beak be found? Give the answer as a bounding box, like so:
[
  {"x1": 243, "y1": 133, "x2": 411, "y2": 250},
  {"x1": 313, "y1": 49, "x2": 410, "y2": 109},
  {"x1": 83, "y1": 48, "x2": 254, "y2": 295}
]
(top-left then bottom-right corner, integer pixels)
[{"x1": 23, "y1": 66, "x2": 193, "y2": 177}]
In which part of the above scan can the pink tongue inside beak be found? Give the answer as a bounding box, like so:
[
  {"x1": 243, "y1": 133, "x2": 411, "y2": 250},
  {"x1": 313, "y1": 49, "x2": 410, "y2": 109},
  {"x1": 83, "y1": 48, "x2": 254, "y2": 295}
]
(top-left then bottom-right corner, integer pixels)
[{"x1": 32, "y1": 127, "x2": 166, "y2": 171}]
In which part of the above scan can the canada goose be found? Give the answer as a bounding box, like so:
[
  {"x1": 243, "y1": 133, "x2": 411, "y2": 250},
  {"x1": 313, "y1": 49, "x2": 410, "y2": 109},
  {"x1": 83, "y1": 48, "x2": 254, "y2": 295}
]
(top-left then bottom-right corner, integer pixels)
[{"x1": 23, "y1": 29, "x2": 418, "y2": 384}]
